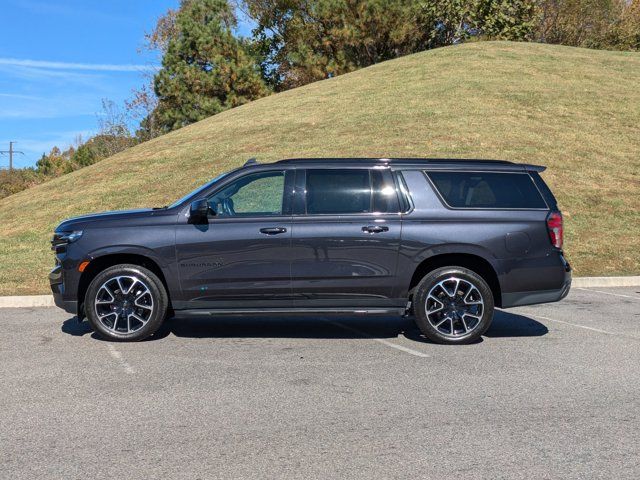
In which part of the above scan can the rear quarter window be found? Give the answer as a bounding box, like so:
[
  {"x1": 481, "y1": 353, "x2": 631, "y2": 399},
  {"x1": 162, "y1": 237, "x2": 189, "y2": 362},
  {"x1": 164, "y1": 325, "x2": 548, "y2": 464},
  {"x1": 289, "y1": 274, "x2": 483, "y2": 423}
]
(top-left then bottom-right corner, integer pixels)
[
  {"x1": 529, "y1": 171, "x2": 558, "y2": 209},
  {"x1": 426, "y1": 171, "x2": 547, "y2": 209}
]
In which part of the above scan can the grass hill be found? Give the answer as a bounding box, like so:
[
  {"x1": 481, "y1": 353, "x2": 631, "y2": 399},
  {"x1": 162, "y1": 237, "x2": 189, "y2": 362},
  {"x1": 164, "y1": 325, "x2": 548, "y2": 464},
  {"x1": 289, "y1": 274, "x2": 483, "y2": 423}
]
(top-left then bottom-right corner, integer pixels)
[{"x1": 0, "y1": 41, "x2": 638, "y2": 295}]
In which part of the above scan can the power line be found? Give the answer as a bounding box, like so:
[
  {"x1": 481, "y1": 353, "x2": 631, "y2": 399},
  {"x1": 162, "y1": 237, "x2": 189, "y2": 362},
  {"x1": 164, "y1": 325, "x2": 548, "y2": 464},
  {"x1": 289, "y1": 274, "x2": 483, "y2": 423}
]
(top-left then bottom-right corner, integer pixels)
[{"x1": 0, "y1": 142, "x2": 25, "y2": 172}]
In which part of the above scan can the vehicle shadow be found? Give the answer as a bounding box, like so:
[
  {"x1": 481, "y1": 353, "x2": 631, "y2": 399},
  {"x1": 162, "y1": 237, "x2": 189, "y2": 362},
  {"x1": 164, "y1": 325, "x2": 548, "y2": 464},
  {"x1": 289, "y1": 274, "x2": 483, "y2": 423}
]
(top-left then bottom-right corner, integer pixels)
[
  {"x1": 61, "y1": 318, "x2": 93, "y2": 336},
  {"x1": 484, "y1": 310, "x2": 549, "y2": 338},
  {"x1": 60, "y1": 309, "x2": 547, "y2": 343}
]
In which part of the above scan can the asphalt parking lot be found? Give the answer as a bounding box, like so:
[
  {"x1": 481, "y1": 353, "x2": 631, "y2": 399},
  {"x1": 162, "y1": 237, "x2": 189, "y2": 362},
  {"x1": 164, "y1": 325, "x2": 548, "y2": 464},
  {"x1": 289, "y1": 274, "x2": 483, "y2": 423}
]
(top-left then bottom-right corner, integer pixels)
[{"x1": 1, "y1": 286, "x2": 639, "y2": 479}]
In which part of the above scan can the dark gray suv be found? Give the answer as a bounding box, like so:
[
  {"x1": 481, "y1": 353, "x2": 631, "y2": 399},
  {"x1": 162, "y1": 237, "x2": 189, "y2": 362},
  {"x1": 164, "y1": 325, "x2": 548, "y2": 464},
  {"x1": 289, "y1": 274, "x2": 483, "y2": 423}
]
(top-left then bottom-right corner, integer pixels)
[{"x1": 50, "y1": 158, "x2": 571, "y2": 344}]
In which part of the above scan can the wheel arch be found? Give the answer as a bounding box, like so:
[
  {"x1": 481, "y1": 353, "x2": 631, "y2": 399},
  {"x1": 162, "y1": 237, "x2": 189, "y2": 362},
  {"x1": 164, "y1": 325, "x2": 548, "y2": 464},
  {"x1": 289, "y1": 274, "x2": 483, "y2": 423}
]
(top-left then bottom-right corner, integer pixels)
[
  {"x1": 408, "y1": 252, "x2": 502, "y2": 308},
  {"x1": 77, "y1": 252, "x2": 172, "y2": 317}
]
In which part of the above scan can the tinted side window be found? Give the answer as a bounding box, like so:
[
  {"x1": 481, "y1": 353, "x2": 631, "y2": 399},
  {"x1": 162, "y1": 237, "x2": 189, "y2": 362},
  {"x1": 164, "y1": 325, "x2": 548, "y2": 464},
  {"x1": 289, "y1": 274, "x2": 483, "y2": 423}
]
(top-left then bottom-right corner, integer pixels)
[
  {"x1": 208, "y1": 171, "x2": 285, "y2": 217},
  {"x1": 426, "y1": 171, "x2": 547, "y2": 209},
  {"x1": 305, "y1": 169, "x2": 399, "y2": 214},
  {"x1": 306, "y1": 170, "x2": 370, "y2": 214}
]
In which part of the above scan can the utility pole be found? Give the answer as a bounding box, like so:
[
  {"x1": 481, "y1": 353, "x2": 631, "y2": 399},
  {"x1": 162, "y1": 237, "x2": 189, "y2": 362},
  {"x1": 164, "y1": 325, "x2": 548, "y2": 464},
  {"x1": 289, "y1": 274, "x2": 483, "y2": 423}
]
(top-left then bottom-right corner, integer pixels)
[{"x1": 0, "y1": 142, "x2": 25, "y2": 172}]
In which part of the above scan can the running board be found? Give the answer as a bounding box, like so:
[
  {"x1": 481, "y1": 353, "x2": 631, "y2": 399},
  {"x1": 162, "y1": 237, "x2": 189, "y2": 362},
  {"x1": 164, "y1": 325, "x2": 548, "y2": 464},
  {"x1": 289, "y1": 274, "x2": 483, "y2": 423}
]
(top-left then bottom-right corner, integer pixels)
[{"x1": 175, "y1": 307, "x2": 405, "y2": 317}]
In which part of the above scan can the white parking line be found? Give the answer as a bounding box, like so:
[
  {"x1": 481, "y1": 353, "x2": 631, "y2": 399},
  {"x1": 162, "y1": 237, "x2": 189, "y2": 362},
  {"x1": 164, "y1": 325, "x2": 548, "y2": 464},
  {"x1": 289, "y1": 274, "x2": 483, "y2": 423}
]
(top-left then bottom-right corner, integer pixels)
[
  {"x1": 575, "y1": 287, "x2": 640, "y2": 301},
  {"x1": 106, "y1": 343, "x2": 136, "y2": 374},
  {"x1": 326, "y1": 320, "x2": 430, "y2": 358},
  {"x1": 517, "y1": 311, "x2": 640, "y2": 340}
]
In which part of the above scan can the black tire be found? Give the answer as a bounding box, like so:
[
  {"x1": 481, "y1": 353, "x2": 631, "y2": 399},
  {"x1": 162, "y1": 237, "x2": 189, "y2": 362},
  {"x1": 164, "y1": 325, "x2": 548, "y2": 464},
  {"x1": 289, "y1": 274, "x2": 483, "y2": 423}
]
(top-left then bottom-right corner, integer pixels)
[
  {"x1": 413, "y1": 266, "x2": 494, "y2": 345},
  {"x1": 85, "y1": 264, "x2": 168, "y2": 341}
]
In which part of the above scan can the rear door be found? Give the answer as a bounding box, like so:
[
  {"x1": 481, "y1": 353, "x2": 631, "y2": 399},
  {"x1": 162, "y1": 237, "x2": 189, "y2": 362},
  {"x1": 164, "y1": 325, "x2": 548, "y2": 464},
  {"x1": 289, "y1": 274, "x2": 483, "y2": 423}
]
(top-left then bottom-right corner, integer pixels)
[{"x1": 290, "y1": 167, "x2": 403, "y2": 308}]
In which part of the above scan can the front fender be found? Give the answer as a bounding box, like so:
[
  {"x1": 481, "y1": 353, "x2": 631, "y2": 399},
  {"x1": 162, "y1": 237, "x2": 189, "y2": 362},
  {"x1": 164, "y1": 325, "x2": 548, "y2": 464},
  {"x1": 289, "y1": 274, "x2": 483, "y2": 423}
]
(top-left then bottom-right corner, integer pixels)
[{"x1": 86, "y1": 244, "x2": 171, "y2": 269}]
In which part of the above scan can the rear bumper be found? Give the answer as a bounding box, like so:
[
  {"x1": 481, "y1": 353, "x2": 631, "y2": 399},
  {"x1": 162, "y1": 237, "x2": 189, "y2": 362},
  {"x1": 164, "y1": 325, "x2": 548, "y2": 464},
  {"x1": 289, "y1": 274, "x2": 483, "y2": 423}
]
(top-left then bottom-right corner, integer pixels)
[
  {"x1": 501, "y1": 253, "x2": 572, "y2": 308},
  {"x1": 502, "y1": 278, "x2": 571, "y2": 308}
]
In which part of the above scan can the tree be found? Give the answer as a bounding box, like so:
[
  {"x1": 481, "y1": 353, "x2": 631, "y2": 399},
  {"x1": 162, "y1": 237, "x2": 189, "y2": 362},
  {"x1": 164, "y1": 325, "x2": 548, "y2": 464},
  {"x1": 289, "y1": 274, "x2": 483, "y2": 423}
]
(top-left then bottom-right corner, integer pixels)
[
  {"x1": 153, "y1": 0, "x2": 270, "y2": 132},
  {"x1": 471, "y1": 0, "x2": 539, "y2": 40},
  {"x1": 72, "y1": 143, "x2": 97, "y2": 168},
  {"x1": 64, "y1": 99, "x2": 138, "y2": 170},
  {"x1": 96, "y1": 99, "x2": 136, "y2": 157},
  {"x1": 0, "y1": 168, "x2": 40, "y2": 200},
  {"x1": 244, "y1": 0, "x2": 538, "y2": 90},
  {"x1": 612, "y1": 0, "x2": 640, "y2": 50},
  {"x1": 70, "y1": 133, "x2": 135, "y2": 168},
  {"x1": 145, "y1": 6, "x2": 180, "y2": 54},
  {"x1": 246, "y1": 0, "x2": 440, "y2": 89},
  {"x1": 535, "y1": 0, "x2": 626, "y2": 47},
  {"x1": 126, "y1": 83, "x2": 161, "y2": 141},
  {"x1": 36, "y1": 147, "x2": 74, "y2": 177}
]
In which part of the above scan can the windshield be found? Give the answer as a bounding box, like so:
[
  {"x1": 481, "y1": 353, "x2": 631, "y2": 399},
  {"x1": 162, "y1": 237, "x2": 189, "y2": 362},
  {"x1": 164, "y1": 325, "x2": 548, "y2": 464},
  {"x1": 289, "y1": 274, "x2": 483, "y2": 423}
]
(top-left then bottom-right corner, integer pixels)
[{"x1": 168, "y1": 172, "x2": 229, "y2": 208}]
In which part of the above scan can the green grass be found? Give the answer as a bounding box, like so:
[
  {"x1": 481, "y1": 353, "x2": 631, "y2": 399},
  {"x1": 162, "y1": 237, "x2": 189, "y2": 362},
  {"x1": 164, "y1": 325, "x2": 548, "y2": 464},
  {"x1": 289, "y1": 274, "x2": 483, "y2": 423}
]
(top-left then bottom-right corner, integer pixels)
[{"x1": 0, "y1": 41, "x2": 638, "y2": 295}]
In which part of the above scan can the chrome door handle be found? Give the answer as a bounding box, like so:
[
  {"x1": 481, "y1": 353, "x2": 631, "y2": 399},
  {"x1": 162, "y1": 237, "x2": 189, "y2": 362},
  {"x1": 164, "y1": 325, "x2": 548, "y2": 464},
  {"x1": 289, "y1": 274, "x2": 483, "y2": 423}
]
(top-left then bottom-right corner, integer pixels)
[
  {"x1": 362, "y1": 225, "x2": 389, "y2": 234},
  {"x1": 260, "y1": 227, "x2": 287, "y2": 235}
]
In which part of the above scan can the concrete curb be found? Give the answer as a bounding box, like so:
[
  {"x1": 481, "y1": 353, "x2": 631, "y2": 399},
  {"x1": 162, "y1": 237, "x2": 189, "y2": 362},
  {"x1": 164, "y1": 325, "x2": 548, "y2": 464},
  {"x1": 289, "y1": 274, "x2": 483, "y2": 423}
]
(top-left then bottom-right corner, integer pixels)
[
  {"x1": 0, "y1": 295, "x2": 55, "y2": 308},
  {"x1": 0, "y1": 276, "x2": 638, "y2": 309},
  {"x1": 572, "y1": 276, "x2": 640, "y2": 288}
]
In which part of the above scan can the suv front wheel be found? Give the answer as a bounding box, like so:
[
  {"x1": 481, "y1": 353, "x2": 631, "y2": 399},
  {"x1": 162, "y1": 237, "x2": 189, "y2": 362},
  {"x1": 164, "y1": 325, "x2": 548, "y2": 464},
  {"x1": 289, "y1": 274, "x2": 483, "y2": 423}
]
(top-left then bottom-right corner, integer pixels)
[
  {"x1": 413, "y1": 267, "x2": 494, "y2": 344},
  {"x1": 85, "y1": 264, "x2": 168, "y2": 341}
]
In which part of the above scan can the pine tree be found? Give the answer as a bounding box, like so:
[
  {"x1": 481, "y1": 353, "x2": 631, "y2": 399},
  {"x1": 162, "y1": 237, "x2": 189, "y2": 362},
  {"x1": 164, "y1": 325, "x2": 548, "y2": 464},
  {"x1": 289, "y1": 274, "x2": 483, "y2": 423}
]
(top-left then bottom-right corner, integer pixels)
[{"x1": 153, "y1": 0, "x2": 270, "y2": 132}]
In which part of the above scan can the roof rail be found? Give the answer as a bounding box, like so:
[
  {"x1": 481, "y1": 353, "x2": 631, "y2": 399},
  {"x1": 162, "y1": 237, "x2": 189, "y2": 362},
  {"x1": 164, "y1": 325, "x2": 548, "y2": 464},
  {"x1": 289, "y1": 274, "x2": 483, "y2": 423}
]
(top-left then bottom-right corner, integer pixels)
[
  {"x1": 244, "y1": 157, "x2": 258, "y2": 166},
  {"x1": 275, "y1": 157, "x2": 515, "y2": 165}
]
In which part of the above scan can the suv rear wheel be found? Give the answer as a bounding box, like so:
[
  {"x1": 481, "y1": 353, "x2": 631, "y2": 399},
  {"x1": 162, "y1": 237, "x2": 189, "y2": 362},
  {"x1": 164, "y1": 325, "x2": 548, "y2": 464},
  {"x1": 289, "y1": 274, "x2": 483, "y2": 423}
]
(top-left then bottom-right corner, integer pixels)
[
  {"x1": 413, "y1": 267, "x2": 494, "y2": 344},
  {"x1": 85, "y1": 264, "x2": 168, "y2": 341}
]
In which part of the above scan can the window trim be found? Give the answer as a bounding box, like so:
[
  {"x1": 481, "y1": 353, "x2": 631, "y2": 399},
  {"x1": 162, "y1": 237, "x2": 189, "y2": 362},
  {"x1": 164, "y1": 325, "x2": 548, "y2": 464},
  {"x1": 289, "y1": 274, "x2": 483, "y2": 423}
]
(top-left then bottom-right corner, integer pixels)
[
  {"x1": 423, "y1": 170, "x2": 550, "y2": 211},
  {"x1": 392, "y1": 170, "x2": 414, "y2": 214}
]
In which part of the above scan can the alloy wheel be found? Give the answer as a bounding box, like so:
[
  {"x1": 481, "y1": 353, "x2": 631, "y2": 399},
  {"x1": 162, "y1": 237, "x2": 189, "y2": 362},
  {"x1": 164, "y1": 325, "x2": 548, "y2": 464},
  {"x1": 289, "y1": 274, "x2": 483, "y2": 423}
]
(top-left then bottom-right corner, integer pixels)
[
  {"x1": 425, "y1": 276, "x2": 484, "y2": 338},
  {"x1": 94, "y1": 276, "x2": 154, "y2": 334}
]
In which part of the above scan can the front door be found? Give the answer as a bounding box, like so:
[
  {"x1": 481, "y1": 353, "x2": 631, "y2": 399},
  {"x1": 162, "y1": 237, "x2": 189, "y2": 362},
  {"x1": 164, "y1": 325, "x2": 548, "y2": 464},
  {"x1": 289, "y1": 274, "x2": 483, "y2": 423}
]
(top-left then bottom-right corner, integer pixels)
[
  {"x1": 290, "y1": 168, "x2": 403, "y2": 308},
  {"x1": 176, "y1": 169, "x2": 294, "y2": 309}
]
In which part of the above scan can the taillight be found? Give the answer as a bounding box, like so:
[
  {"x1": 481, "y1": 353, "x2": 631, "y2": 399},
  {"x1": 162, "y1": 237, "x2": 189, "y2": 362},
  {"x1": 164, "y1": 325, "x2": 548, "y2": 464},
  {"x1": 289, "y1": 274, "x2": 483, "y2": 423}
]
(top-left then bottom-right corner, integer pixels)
[{"x1": 547, "y1": 211, "x2": 563, "y2": 249}]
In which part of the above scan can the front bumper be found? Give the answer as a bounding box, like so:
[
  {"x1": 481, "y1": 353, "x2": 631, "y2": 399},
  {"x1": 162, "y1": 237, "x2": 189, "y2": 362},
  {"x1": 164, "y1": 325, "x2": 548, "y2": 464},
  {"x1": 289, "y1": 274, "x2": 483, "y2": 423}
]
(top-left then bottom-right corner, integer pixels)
[{"x1": 49, "y1": 264, "x2": 77, "y2": 315}]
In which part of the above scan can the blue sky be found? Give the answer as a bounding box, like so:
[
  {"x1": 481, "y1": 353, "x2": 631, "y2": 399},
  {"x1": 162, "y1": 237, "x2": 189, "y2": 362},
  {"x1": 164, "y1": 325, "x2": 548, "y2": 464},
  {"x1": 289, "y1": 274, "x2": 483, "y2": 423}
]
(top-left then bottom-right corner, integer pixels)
[{"x1": 0, "y1": 1, "x2": 254, "y2": 168}]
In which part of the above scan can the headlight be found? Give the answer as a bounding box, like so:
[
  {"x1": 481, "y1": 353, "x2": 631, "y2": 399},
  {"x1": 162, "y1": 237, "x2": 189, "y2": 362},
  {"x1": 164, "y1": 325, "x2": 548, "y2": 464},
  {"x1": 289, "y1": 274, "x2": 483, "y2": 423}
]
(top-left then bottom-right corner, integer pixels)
[{"x1": 51, "y1": 230, "x2": 83, "y2": 249}]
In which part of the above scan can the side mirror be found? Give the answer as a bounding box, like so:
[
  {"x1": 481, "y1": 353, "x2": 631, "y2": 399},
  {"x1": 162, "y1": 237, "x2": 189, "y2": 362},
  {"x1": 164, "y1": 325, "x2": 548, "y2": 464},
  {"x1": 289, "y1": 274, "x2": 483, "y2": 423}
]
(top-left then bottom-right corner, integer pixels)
[{"x1": 189, "y1": 199, "x2": 214, "y2": 223}]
